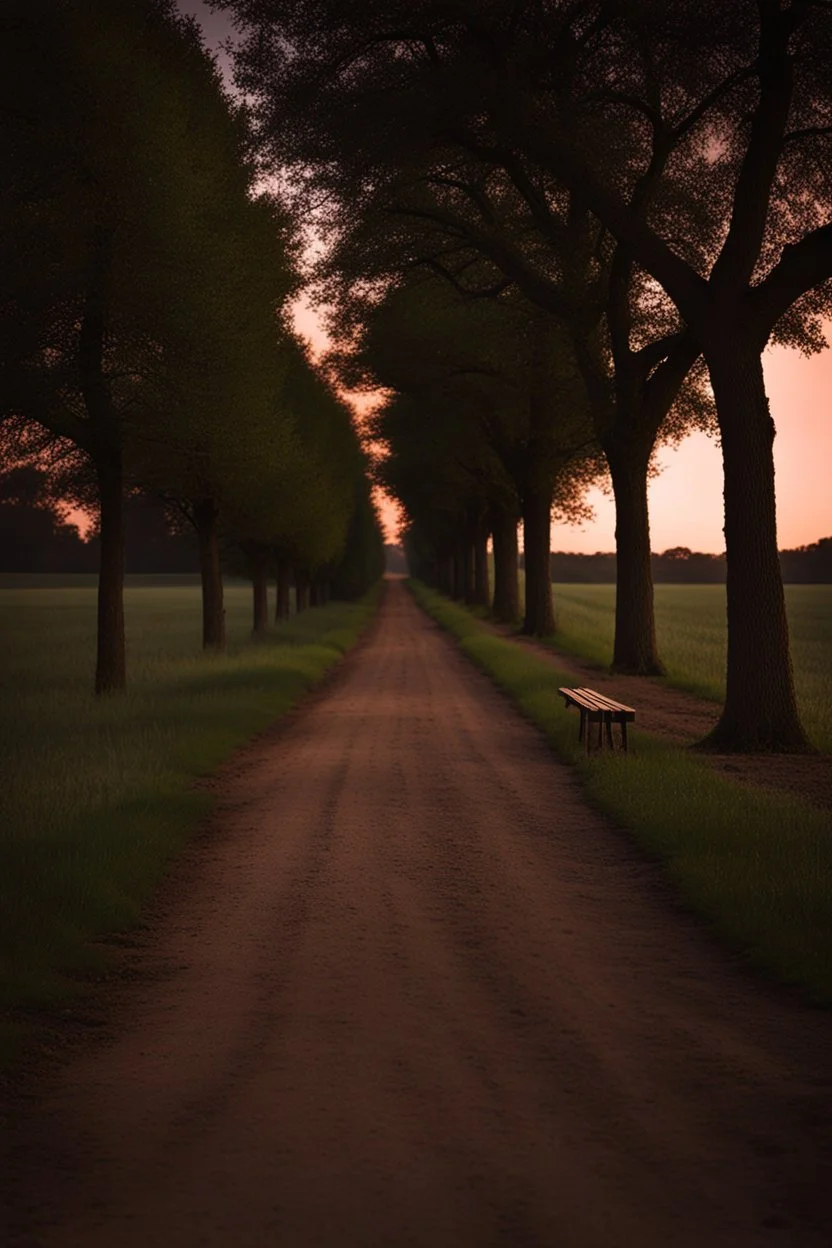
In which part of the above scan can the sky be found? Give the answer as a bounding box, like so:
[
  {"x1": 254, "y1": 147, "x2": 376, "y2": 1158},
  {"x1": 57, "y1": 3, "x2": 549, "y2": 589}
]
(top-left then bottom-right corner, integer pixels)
[{"x1": 179, "y1": 1, "x2": 830, "y2": 553}]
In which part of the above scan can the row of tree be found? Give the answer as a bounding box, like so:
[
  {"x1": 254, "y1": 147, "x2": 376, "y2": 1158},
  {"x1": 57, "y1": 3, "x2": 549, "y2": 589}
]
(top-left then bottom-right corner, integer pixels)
[
  {"x1": 1, "y1": 0, "x2": 383, "y2": 691},
  {"x1": 217, "y1": 0, "x2": 832, "y2": 751},
  {"x1": 6, "y1": 468, "x2": 827, "y2": 584}
]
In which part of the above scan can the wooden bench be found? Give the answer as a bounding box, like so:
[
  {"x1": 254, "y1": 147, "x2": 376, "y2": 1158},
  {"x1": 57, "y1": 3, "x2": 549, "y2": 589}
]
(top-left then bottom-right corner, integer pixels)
[{"x1": 558, "y1": 687, "x2": 636, "y2": 752}]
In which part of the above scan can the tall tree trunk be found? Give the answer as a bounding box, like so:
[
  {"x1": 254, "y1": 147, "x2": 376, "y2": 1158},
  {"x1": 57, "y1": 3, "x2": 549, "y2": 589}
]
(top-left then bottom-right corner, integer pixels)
[
  {"x1": 194, "y1": 499, "x2": 225, "y2": 651},
  {"x1": 522, "y1": 487, "x2": 555, "y2": 636},
  {"x1": 473, "y1": 522, "x2": 490, "y2": 608},
  {"x1": 703, "y1": 346, "x2": 809, "y2": 751},
  {"x1": 295, "y1": 569, "x2": 310, "y2": 612},
  {"x1": 251, "y1": 550, "x2": 269, "y2": 637},
  {"x1": 491, "y1": 511, "x2": 520, "y2": 624},
  {"x1": 605, "y1": 435, "x2": 665, "y2": 675},
  {"x1": 94, "y1": 448, "x2": 126, "y2": 694},
  {"x1": 310, "y1": 579, "x2": 324, "y2": 607},
  {"x1": 275, "y1": 557, "x2": 291, "y2": 621}
]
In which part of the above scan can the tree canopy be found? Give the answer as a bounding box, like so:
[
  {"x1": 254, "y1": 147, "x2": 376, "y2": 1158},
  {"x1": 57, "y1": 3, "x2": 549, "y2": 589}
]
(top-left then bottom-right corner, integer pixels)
[
  {"x1": 217, "y1": 0, "x2": 832, "y2": 749},
  {"x1": 1, "y1": 0, "x2": 381, "y2": 686}
]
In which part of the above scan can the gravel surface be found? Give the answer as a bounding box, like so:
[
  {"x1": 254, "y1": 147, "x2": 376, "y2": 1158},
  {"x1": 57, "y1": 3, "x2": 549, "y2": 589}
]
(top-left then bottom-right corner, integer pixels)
[{"x1": 5, "y1": 581, "x2": 832, "y2": 1246}]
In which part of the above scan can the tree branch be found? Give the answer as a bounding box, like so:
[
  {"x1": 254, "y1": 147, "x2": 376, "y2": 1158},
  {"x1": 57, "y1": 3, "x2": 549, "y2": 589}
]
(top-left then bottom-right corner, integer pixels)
[{"x1": 751, "y1": 218, "x2": 832, "y2": 338}]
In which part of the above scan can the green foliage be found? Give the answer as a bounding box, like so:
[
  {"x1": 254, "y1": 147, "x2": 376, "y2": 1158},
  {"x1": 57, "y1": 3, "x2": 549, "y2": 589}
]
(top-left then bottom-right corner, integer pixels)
[
  {"x1": 328, "y1": 479, "x2": 386, "y2": 599},
  {"x1": 264, "y1": 340, "x2": 365, "y2": 572},
  {"x1": 0, "y1": 582, "x2": 379, "y2": 1064},
  {"x1": 410, "y1": 581, "x2": 832, "y2": 1004}
]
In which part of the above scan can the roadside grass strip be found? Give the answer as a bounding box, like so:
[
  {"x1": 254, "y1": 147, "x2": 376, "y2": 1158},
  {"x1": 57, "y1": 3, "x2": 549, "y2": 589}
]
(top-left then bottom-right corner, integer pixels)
[
  {"x1": 544, "y1": 582, "x2": 832, "y2": 751},
  {"x1": 410, "y1": 581, "x2": 832, "y2": 1006},
  {"x1": 0, "y1": 585, "x2": 380, "y2": 1066}
]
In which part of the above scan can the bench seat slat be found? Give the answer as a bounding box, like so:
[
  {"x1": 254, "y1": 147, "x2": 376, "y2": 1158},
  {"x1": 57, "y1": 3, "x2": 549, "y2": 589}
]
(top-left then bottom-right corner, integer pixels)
[
  {"x1": 576, "y1": 691, "x2": 635, "y2": 715},
  {"x1": 559, "y1": 686, "x2": 635, "y2": 716}
]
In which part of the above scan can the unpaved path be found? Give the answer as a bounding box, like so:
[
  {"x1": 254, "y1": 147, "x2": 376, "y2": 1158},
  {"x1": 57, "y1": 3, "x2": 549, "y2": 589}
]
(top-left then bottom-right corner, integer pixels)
[{"x1": 5, "y1": 581, "x2": 832, "y2": 1247}]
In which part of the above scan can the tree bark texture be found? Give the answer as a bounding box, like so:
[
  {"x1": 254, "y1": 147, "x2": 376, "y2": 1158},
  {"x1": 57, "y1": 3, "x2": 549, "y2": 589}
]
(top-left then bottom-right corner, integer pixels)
[
  {"x1": 195, "y1": 499, "x2": 225, "y2": 651},
  {"x1": 94, "y1": 450, "x2": 126, "y2": 694},
  {"x1": 522, "y1": 488, "x2": 555, "y2": 636},
  {"x1": 275, "y1": 559, "x2": 292, "y2": 621},
  {"x1": 491, "y1": 512, "x2": 520, "y2": 624},
  {"x1": 605, "y1": 437, "x2": 665, "y2": 675},
  {"x1": 703, "y1": 347, "x2": 810, "y2": 751}
]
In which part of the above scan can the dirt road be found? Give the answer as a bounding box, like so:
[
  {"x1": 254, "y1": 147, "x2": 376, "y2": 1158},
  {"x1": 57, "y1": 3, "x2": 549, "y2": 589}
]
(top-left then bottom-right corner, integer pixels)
[{"x1": 6, "y1": 581, "x2": 832, "y2": 1246}]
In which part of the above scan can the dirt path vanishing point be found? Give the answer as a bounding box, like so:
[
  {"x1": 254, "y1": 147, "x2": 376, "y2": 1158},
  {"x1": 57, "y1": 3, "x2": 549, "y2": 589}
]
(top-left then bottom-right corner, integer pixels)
[{"x1": 5, "y1": 580, "x2": 832, "y2": 1247}]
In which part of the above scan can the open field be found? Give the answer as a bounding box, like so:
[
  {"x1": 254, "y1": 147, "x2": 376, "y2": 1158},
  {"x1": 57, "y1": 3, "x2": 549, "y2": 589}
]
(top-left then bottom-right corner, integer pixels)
[
  {"x1": 411, "y1": 581, "x2": 832, "y2": 1005},
  {"x1": 0, "y1": 581, "x2": 378, "y2": 1062},
  {"x1": 544, "y1": 583, "x2": 832, "y2": 751}
]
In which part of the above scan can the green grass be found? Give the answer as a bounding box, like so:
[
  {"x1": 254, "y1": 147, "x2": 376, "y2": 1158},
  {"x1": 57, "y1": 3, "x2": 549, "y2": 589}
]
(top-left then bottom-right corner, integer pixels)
[
  {"x1": 410, "y1": 581, "x2": 832, "y2": 1005},
  {"x1": 0, "y1": 582, "x2": 379, "y2": 1065},
  {"x1": 541, "y1": 582, "x2": 832, "y2": 751}
]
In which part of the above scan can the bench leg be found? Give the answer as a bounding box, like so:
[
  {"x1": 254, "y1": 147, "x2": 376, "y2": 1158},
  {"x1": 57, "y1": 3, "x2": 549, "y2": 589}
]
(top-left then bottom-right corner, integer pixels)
[
  {"x1": 620, "y1": 719, "x2": 628, "y2": 752},
  {"x1": 604, "y1": 714, "x2": 614, "y2": 749},
  {"x1": 578, "y1": 709, "x2": 586, "y2": 747}
]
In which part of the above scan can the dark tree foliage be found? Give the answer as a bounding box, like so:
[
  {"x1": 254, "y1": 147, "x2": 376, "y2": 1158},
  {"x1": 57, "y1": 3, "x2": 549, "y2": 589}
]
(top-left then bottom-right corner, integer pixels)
[
  {"x1": 328, "y1": 480, "x2": 386, "y2": 601},
  {"x1": 1, "y1": 0, "x2": 352, "y2": 678},
  {"x1": 220, "y1": 0, "x2": 832, "y2": 749},
  {"x1": 348, "y1": 272, "x2": 602, "y2": 633},
  {"x1": 1, "y1": 0, "x2": 281, "y2": 684},
  {"x1": 218, "y1": 0, "x2": 716, "y2": 673}
]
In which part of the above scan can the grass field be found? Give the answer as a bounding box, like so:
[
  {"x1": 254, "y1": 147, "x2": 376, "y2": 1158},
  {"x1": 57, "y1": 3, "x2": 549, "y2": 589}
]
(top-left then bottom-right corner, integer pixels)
[
  {"x1": 412, "y1": 581, "x2": 832, "y2": 1005},
  {"x1": 544, "y1": 583, "x2": 832, "y2": 751},
  {"x1": 0, "y1": 579, "x2": 378, "y2": 1063}
]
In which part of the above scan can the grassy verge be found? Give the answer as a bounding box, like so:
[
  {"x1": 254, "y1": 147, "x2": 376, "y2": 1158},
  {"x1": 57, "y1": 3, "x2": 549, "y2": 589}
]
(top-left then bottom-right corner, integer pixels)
[
  {"x1": 0, "y1": 584, "x2": 380, "y2": 1066},
  {"x1": 410, "y1": 580, "x2": 832, "y2": 1005},
  {"x1": 541, "y1": 581, "x2": 832, "y2": 751}
]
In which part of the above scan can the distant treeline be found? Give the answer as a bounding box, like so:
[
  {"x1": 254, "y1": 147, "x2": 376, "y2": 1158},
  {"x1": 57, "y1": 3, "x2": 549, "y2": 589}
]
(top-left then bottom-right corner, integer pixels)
[
  {"x1": 1, "y1": 468, "x2": 197, "y2": 574},
  {"x1": 3, "y1": 476, "x2": 829, "y2": 585},
  {"x1": 1, "y1": 479, "x2": 417, "y2": 580},
  {"x1": 534, "y1": 541, "x2": 832, "y2": 584}
]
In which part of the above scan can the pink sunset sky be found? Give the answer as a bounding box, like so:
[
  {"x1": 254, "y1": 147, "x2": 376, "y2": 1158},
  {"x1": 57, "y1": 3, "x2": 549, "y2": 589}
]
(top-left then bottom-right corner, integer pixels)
[{"x1": 184, "y1": 1, "x2": 830, "y2": 554}]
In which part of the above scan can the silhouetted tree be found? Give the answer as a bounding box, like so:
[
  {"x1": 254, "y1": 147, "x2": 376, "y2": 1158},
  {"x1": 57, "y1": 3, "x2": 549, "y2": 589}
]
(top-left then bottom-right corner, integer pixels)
[{"x1": 220, "y1": 0, "x2": 832, "y2": 748}]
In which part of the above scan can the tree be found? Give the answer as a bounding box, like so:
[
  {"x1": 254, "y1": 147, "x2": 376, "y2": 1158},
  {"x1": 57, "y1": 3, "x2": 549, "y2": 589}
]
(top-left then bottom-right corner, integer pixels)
[
  {"x1": 0, "y1": 0, "x2": 298, "y2": 679},
  {"x1": 524, "y1": 1, "x2": 832, "y2": 748},
  {"x1": 353, "y1": 272, "x2": 600, "y2": 633},
  {"x1": 328, "y1": 477, "x2": 386, "y2": 601},
  {"x1": 218, "y1": 0, "x2": 722, "y2": 677},
  {"x1": 222, "y1": 0, "x2": 832, "y2": 748}
]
